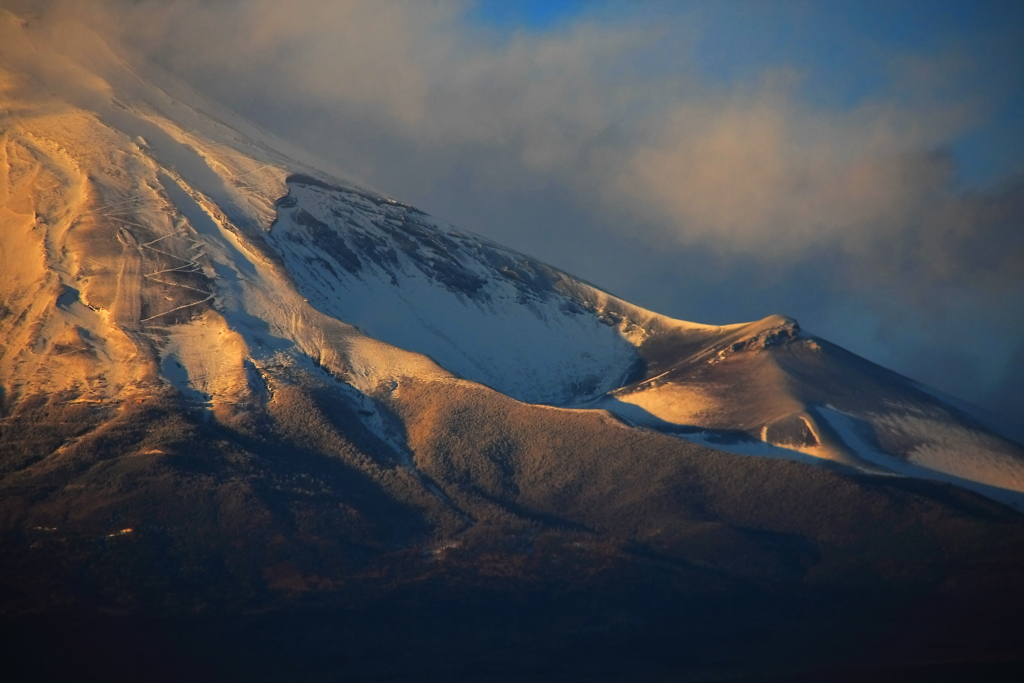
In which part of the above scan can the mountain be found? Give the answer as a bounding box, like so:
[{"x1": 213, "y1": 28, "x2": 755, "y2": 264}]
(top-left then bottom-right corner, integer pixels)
[{"x1": 2, "y1": 11, "x2": 1023, "y2": 681}]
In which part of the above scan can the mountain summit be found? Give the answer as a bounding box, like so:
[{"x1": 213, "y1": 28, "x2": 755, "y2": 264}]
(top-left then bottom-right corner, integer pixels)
[{"x1": 2, "y1": 12, "x2": 1023, "y2": 681}]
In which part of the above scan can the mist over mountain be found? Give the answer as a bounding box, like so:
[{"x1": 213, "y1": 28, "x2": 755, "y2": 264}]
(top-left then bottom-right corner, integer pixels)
[{"x1": 2, "y1": 8, "x2": 1024, "y2": 681}]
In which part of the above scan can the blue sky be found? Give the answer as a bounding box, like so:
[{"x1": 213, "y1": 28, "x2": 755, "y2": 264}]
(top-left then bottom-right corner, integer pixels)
[
  {"x1": 470, "y1": 0, "x2": 1024, "y2": 188},
  {"x1": 468, "y1": 0, "x2": 597, "y2": 30}
]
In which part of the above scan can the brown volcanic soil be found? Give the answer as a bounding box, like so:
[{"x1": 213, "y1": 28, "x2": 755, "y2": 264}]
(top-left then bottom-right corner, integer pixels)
[{"x1": 2, "y1": 377, "x2": 1024, "y2": 681}]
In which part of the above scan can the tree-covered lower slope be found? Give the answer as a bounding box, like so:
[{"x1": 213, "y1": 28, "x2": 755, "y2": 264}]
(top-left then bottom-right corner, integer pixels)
[{"x1": 2, "y1": 375, "x2": 1023, "y2": 681}]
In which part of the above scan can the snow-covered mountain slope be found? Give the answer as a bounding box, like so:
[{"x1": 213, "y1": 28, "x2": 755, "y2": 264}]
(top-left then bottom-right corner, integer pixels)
[
  {"x1": 595, "y1": 316, "x2": 1024, "y2": 508},
  {"x1": 269, "y1": 173, "x2": 722, "y2": 404},
  {"x1": 1, "y1": 9, "x2": 1022, "y2": 512}
]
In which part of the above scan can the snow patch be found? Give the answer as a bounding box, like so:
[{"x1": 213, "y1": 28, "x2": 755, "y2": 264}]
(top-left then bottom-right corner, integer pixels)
[{"x1": 818, "y1": 406, "x2": 1024, "y2": 511}]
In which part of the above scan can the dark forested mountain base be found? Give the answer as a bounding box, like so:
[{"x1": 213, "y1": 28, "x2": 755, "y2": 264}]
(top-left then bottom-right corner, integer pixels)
[
  {"x1": 2, "y1": 390, "x2": 1023, "y2": 681},
  {"x1": 3, "y1": 572, "x2": 1024, "y2": 682}
]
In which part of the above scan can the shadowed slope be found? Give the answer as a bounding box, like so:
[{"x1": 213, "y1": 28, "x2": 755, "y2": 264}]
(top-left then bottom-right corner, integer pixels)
[{"x1": 4, "y1": 374, "x2": 1024, "y2": 681}]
